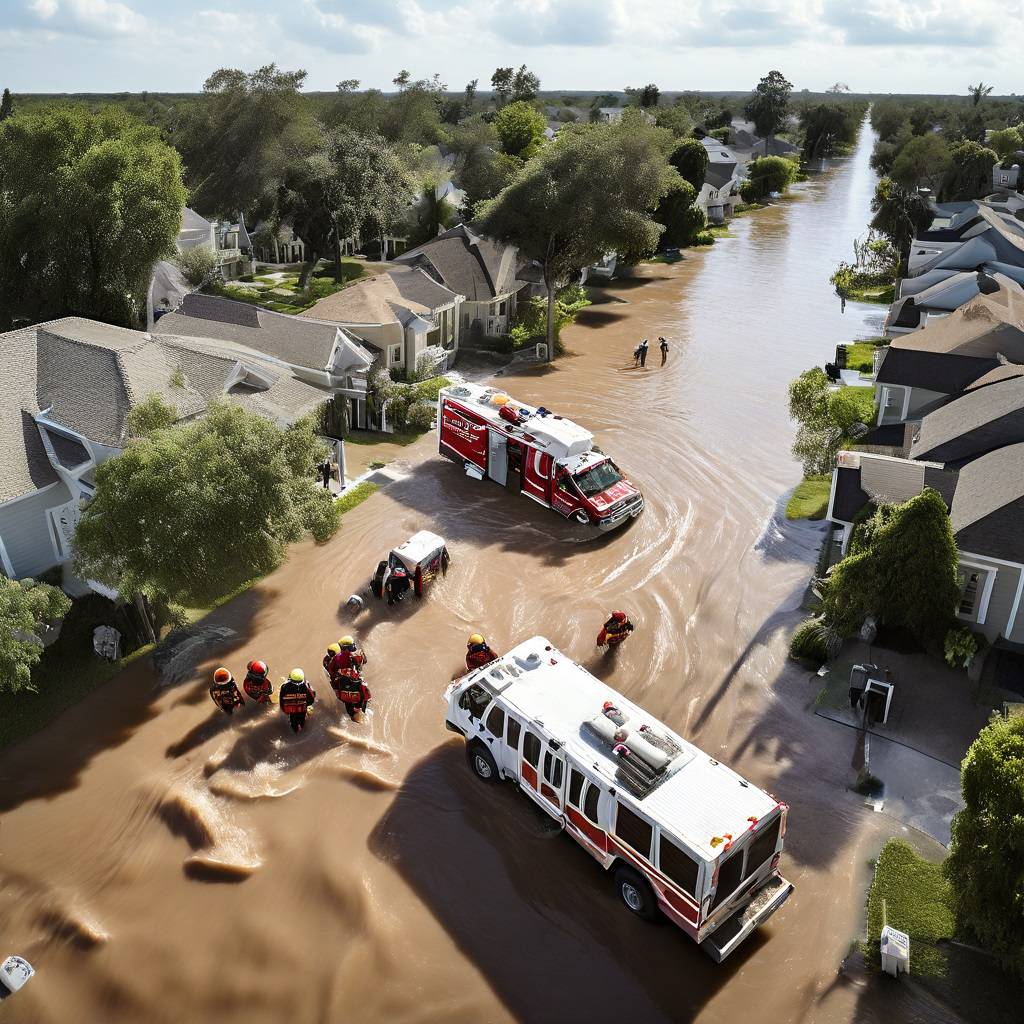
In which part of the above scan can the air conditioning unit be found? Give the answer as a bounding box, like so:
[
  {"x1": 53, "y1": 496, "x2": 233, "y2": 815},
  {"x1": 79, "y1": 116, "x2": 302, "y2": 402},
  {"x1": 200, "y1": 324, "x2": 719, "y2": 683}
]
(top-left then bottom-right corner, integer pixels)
[
  {"x1": 836, "y1": 450, "x2": 861, "y2": 470},
  {"x1": 880, "y1": 925, "x2": 910, "y2": 977}
]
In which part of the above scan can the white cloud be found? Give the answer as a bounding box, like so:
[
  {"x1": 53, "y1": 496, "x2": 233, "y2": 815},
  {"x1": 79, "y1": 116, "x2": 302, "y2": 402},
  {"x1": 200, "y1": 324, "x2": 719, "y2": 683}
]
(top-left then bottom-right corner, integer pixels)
[{"x1": 22, "y1": 0, "x2": 147, "y2": 37}]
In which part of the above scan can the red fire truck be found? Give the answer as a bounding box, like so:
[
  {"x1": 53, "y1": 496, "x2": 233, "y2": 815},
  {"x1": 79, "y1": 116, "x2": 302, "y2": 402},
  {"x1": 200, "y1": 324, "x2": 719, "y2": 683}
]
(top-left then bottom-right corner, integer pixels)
[
  {"x1": 444, "y1": 636, "x2": 793, "y2": 962},
  {"x1": 437, "y1": 383, "x2": 644, "y2": 531}
]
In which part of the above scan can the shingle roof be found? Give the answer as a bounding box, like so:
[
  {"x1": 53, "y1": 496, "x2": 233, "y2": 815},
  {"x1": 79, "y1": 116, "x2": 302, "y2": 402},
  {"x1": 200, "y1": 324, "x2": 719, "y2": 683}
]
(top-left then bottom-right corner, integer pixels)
[
  {"x1": 155, "y1": 294, "x2": 341, "y2": 371},
  {"x1": 301, "y1": 267, "x2": 458, "y2": 326},
  {"x1": 396, "y1": 224, "x2": 521, "y2": 301},
  {"x1": 912, "y1": 374, "x2": 1024, "y2": 463},
  {"x1": 965, "y1": 363, "x2": 1024, "y2": 391},
  {"x1": 951, "y1": 442, "x2": 1024, "y2": 562},
  {"x1": 875, "y1": 348, "x2": 1000, "y2": 394}
]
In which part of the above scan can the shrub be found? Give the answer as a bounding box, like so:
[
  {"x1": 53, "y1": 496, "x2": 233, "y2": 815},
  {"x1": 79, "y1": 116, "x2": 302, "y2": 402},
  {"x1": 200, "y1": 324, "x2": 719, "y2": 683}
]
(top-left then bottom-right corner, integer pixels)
[
  {"x1": 709, "y1": 127, "x2": 730, "y2": 142},
  {"x1": 944, "y1": 625, "x2": 980, "y2": 669},
  {"x1": 828, "y1": 387, "x2": 875, "y2": 434},
  {"x1": 404, "y1": 401, "x2": 436, "y2": 432},
  {"x1": 744, "y1": 155, "x2": 797, "y2": 200},
  {"x1": 175, "y1": 245, "x2": 218, "y2": 287},
  {"x1": 739, "y1": 179, "x2": 760, "y2": 204},
  {"x1": 789, "y1": 617, "x2": 827, "y2": 662},
  {"x1": 692, "y1": 230, "x2": 715, "y2": 246}
]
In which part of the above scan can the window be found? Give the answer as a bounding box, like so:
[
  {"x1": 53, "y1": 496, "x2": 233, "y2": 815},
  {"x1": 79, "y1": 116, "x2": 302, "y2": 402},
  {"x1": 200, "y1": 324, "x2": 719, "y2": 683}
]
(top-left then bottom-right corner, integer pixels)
[
  {"x1": 615, "y1": 803, "x2": 653, "y2": 859},
  {"x1": 583, "y1": 783, "x2": 601, "y2": 824},
  {"x1": 543, "y1": 751, "x2": 563, "y2": 788},
  {"x1": 882, "y1": 386, "x2": 903, "y2": 418},
  {"x1": 485, "y1": 704, "x2": 505, "y2": 738},
  {"x1": 389, "y1": 344, "x2": 402, "y2": 366},
  {"x1": 711, "y1": 850, "x2": 744, "y2": 911},
  {"x1": 573, "y1": 460, "x2": 623, "y2": 498},
  {"x1": 505, "y1": 716, "x2": 522, "y2": 751},
  {"x1": 568, "y1": 769, "x2": 585, "y2": 808},
  {"x1": 499, "y1": 301, "x2": 507, "y2": 315},
  {"x1": 959, "y1": 569, "x2": 985, "y2": 617},
  {"x1": 523, "y1": 731, "x2": 541, "y2": 767},
  {"x1": 743, "y1": 816, "x2": 782, "y2": 881},
  {"x1": 458, "y1": 684, "x2": 491, "y2": 720},
  {"x1": 659, "y1": 836, "x2": 700, "y2": 896},
  {"x1": 556, "y1": 473, "x2": 577, "y2": 495}
]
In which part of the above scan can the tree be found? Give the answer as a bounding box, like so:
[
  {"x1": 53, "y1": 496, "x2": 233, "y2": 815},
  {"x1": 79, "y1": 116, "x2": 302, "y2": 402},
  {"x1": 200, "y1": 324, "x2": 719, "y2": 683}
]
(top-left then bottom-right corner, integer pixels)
[
  {"x1": 945, "y1": 714, "x2": 1024, "y2": 970},
  {"x1": 491, "y1": 67, "x2": 514, "y2": 106},
  {"x1": 0, "y1": 105, "x2": 186, "y2": 329},
  {"x1": 127, "y1": 393, "x2": 178, "y2": 436},
  {"x1": 480, "y1": 115, "x2": 677, "y2": 359},
  {"x1": 788, "y1": 368, "x2": 839, "y2": 474},
  {"x1": 174, "y1": 245, "x2": 218, "y2": 287},
  {"x1": 0, "y1": 577, "x2": 72, "y2": 693},
  {"x1": 745, "y1": 70, "x2": 792, "y2": 140},
  {"x1": 940, "y1": 141, "x2": 999, "y2": 201},
  {"x1": 655, "y1": 179, "x2": 704, "y2": 248},
  {"x1": 654, "y1": 104, "x2": 693, "y2": 139},
  {"x1": 890, "y1": 134, "x2": 951, "y2": 192},
  {"x1": 967, "y1": 82, "x2": 994, "y2": 107},
  {"x1": 512, "y1": 65, "x2": 540, "y2": 102},
  {"x1": 870, "y1": 176, "x2": 934, "y2": 259},
  {"x1": 494, "y1": 100, "x2": 547, "y2": 159},
  {"x1": 988, "y1": 127, "x2": 1024, "y2": 162},
  {"x1": 627, "y1": 84, "x2": 660, "y2": 108},
  {"x1": 464, "y1": 79, "x2": 478, "y2": 109},
  {"x1": 74, "y1": 403, "x2": 339, "y2": 608},
  {"x1": 172, "y1": 65, "x2": 315, "y2": 218},
  {"x1": 0, "y1": 88, "x2": 12, "y2": 121},
  {"x1": 799, "y1": 102, "x2": 861, "y2": 160},
  {"x1": 821, "y1": 489, "x2": 960, "y2": 644},
  {"x1": 744, "y1": 155, "x2": 797, "y2": 200},
  {"x1": 448, "y1": 115, "x2": 520, "y2": 213},
  {"x1": 392, "y1": 69, "x2": 411, "y2": 91},
  {"x1": 668, "y1": 137, "x2": 709, "y2": 191}
]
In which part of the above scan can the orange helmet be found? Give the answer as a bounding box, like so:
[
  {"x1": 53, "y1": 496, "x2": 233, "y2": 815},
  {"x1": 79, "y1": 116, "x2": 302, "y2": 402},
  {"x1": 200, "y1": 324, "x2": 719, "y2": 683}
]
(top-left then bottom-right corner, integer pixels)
[
  {"x1": 610, "y1": 611, "x2": 627, "y2": 623},
  {"x1": 247, "y1": 660, "x2": 268, "y2": 676},
  {"x1": 213, "y1": 667, "x2": 231, "y2": 683}
]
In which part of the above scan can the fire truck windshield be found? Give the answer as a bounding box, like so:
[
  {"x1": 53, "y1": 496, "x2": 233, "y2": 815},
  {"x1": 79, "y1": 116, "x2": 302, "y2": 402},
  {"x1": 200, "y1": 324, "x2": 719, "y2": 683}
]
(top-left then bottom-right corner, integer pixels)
[{"x1": 573, "y1": 459, "x2": 623, "y2": 497}]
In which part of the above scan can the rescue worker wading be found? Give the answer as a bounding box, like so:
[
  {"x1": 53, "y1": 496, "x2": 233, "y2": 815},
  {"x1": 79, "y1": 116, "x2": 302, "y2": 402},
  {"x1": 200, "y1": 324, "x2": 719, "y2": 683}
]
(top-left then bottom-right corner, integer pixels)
[
  {"x1": 242, "y1": 660, "x2": 274, "y2": 704},
  {"x1": 385, "y1": 565, "x2": 411, "y2": 606},
  {"x1": 466, "y1": 633, "x2": 499, "y2": 671},
  {"x1": 210, "y1": 667, "x2": 245, "y2": 714},
  {"x1": 328, "y1": 637, "x2": 371, "y2": 720},
  {"x1": 597, "y1": 611, "x2": 635, "y2": 648},
  {"x1": 279, "y1": 668, "x2": 316, "y2": 733},
  {"x1": 323, "y1": 643, "x2": 341, "y2": 679}
]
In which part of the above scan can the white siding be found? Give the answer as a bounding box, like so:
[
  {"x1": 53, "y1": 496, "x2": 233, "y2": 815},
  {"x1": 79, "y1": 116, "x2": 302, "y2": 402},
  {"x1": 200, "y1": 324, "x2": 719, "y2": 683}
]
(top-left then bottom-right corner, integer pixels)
[{"x1": 0, "y1": 482, "x2": 73, "y2": 579}]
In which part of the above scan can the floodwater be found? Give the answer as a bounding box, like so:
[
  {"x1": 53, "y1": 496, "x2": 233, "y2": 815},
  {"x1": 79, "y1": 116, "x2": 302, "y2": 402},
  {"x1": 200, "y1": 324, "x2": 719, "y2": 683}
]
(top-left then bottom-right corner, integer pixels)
[{"x1": 0, "y1": 119, "x2": 925, "y2": 1023}]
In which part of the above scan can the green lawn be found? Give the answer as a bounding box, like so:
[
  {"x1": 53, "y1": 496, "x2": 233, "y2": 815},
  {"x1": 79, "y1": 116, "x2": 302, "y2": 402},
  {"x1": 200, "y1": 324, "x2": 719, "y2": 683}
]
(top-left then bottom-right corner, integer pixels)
[
  {"x1": 846, "y1": 284, "x2": 896, "y2": 305},
  {"x1": 216, "y1": 258, "x2": 376, "y2": 315},
  {"x1": 344, "y1": 429, "x2": 423, "y2": 448},
  {"x1": 843, "y1": 339, "x2": 886, "y2": 373},
  {"x1": 786, "y1": 474, "x2": 832, "y2": 520},
  {"x1": 335, "y1": 481, "x2": 379, "y2": 514},
  {"x1": 867, "y1": 839, "x2": 955, "y2": 975}
]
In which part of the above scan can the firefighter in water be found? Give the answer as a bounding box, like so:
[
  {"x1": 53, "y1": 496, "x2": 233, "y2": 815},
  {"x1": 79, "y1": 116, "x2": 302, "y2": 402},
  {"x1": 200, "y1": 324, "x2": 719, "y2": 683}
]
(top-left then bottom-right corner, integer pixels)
[
  {"x1": 466, "y1": 633, "x2": 499, "y2": 671},
  {"x1": 242, "y1": 660, "x2": 274, "y2": 705},
  {"x1": 279, "y1": 668, "x2": 316, "y2": 733},
  {"x1": 385, "y1": 565, "x2": 412, "y2": 606},
  {"x1": 328, "y1": 637, "x2": 370, "y2": 720},
  {"x1": 597, "y1": 611, "x2": 635, "y2": 649},
  {"x1": 209, "y1": 667, "x2": 245, "y2": 714},
  {"x1": 323, "y1": 643, "x2": 341, "y2": 679},
  {"x1": 327, "y1": 636, "x2": 367, "y2": 680}
]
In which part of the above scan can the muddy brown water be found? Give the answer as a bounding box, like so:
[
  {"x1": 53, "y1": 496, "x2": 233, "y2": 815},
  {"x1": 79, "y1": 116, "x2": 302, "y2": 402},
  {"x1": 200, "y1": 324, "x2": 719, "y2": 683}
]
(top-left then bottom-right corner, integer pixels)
[{"x1": 1, "y1": 122, "x2": 915, "y2": 1023}]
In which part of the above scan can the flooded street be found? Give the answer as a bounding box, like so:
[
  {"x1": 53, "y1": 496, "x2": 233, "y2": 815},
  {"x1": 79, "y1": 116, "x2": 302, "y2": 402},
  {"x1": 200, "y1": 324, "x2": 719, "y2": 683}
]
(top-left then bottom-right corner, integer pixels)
[{"x1": 0, "y1": 120, "x2": 907, "y2": 1024}]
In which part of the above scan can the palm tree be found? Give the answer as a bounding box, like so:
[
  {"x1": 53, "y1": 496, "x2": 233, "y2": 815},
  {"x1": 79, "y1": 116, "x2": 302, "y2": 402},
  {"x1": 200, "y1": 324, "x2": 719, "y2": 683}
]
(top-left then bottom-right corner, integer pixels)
[{"x1": 968, "y1": 82, "x2": 994, "y2": 107}]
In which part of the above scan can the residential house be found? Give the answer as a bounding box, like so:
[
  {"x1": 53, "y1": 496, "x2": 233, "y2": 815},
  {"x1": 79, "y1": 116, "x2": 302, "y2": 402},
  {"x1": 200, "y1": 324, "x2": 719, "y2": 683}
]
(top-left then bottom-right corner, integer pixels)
[
  {"x1": 300, "y1": 266, "x2": 462, "y2": 375},
  {"x1": 178, "y1": 207, "x2": 252, "y2": 280},
  {"x1": 874, "y1": 277, "x2": 1024, "y2": 428},
  {"x1": 0, "y1": 318, "x2": 330, "y2": 581},
  {"x1": 154, "y1": 294, "x2": 378, "y2": 430},
  {"x1": 395, "y1": 224, "x2": 525, "y2": 338},
  {"x1": 885, "y1": 270, "x2": 1022, "y2": 335},
  {"x1": 826, "y1": 445, "x2": 1024, "y2": 646},
  {"x1": 907, "y1": 203, "x2": 1024, "y2": 279},
  {"x1": 698, "y1": 138, "x2": 740, "y2": 223}
]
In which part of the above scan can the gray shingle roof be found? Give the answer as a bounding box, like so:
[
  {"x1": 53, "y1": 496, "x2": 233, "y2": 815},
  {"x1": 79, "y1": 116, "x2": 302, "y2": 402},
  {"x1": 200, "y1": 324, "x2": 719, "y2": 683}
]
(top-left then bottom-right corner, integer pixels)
[
  {"x1": 951, "y1": 442, "x2": 1024, "y2": 562},
  {"x1": 396, "y1": 224, "x2": 521, "y2": 301},
  {"x1": 301, "y1": 267, "x2": 458, "y2": 326}
]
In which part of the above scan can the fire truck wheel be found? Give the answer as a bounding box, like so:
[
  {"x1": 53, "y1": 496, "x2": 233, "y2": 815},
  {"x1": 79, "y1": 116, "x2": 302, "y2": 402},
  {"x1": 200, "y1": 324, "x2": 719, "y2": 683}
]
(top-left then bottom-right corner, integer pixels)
[
  {"x1": 613, "y1": 865, "x2": 659, "y2": 922},
  {"x1": 466, "y1": 741, "x2": 499, "y2": 783}
]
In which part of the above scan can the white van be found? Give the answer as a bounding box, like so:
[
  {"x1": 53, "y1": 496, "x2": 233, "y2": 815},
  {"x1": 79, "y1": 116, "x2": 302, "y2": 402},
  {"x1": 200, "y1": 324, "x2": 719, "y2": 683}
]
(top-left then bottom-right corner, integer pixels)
[{"x1": 444, "y1": 636, "x2": 793, "y2": 961}]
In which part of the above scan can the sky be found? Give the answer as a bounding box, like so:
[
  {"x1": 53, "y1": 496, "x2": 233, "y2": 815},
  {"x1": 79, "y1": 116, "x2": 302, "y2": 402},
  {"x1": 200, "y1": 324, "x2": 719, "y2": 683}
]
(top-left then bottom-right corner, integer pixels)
[{"x1": 1, "y1": 0, "x2": 1018, "y2": 95}]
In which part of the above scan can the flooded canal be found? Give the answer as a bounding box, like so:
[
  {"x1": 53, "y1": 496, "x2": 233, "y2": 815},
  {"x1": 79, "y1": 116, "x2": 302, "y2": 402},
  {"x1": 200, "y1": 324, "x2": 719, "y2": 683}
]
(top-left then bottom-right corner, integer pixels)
[{"x1": 0, "y1": 119, "x2": 909, "y2": 1023}]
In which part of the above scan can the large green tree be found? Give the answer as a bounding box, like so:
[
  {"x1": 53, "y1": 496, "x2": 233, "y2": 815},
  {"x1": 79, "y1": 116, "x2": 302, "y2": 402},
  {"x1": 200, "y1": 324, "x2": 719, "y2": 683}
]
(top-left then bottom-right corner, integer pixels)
[
  {"x1": 946, "y1": 714, "x2": 1024, "y2": 970},
  {"x1": 494, "y1": 100, "x2": 547, "y2": 160},
  {"x1": 821, "y1": 488, "x2": 960, "y2": 645},
  {"x1": 799, "y1": 102, "x2": 862, "y2": 160},
  {"x1": 0, "y1": 104, "x2": 186, "y2": 329},
  {"x1": 870, "y1": 176, "x2": 934, "y2": 259},
  {"x1": 74, "y1": 403, "x2": 339, "y2": 607},
  {"x1": 745, "y1": 70, "x2": 792, "y2": 141},
  {"x1": 669, "y1": 137, "x2": 709, "y2": 191},
  {"x1": 890, "y1": 134, "x2": 951, "y2": 192},
  {"x1": 448, "y1": 116, "x2": 521, "y2": 214},
  {"x1": 940, "y1": 141, "x2": 999, "y2": 201},
  {"x1": 655, "y1": 179, "x2": 704, "y2": 248},
  {"x1": 480, "y1": 113, "x2": 677, "y2": 358},
  {"x1": 0, "y1": 578, "x2": 72, "y2": 693}
]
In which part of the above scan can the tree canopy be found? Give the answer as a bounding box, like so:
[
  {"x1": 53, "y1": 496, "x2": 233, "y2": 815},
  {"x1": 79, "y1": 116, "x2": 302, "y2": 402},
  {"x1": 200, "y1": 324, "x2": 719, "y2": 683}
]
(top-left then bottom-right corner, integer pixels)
[
  {"x1": 0, "y1": 577, "x2": 72, "y2": 694},
  {"x1": 743, "y1": 155, "x2": 797, "y2": 200},
  {"x1": 870, "y1": 176, "x2": 934, "y2": 258},
  {"x1": 655, "y1": 179, "x2": 704, "y2": 248},
  {"x1": 945, "y1": 714, "x2": 1024, "y2": 970},
  {"x1": 669, "y1": 138, "x2": 709, "y2": 191},
  {"x1": 494, "y1": 100, "x2": 547, "y2": 160},
  {"x1": 74, "y1": 403, "x2": 340, "y2": 607},
  {"x1": 0, "y1": 104, "x2": 186, "y2": 329},
  {"x1": 890, "y1": 134, "x2": 951, "y2": 192},
  {"x1": 940, "y1": 141, "x2": 999, "y2": 201},
  {"x1": 799, "y1": 102, "x2": 863, "y2": 160},
  {"x1": 745, "y1": 70, "x2": 792, "y2": 139},
  {"x1": 0, "y1": 88, "x2": 13, "y2": 121}
]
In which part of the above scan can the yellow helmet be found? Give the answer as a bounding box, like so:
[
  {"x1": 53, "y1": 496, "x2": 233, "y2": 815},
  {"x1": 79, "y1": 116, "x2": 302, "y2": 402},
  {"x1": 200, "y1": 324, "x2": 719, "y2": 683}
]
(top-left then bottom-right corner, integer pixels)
[
  {"x1": 289, "y1": 668, "x2": 305, "y2": 683},
  {"x1": 327, "y1": 643, "x2": 341, "y2": 655},
  {"x1": 469, "y1": 633, "x2": 484, "y2": 646},
  {"x1": 339, "y1": 635, "x2": 355, "y2": 648}
]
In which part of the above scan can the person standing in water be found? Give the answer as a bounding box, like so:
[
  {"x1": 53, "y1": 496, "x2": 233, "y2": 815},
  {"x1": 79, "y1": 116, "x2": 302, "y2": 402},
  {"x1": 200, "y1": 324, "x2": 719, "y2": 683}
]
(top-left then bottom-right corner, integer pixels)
[
  {"x1": 659, "y1": 337, "x2": 669, "y2": 365},
  {"x1": 279, "y1": 669, "x2": 316, "y2": 733},
  {"x1": 639, "y1": 339, "x2": 649, "y2": 367},
  {"x1": 209, "y1": 667, "x2": 245, "y2": 714}
]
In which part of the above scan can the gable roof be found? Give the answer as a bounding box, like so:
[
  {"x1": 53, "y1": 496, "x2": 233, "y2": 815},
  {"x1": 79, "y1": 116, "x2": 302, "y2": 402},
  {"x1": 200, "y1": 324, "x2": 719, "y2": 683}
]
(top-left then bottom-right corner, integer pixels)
[
  {"x1": 950, "y1": 442, "x2": 1024, "y2": 562},
  {"x1": 396, "y1": 224, "x2": 521, "y2": 301},
  {"x1": 301, "y1": 267, "x2": 458, "y2": 326}
]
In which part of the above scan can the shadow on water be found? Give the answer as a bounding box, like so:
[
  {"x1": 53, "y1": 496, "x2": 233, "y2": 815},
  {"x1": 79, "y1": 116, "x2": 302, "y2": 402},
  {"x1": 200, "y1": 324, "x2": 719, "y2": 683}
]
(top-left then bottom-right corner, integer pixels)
[{"x1": 368, "y1": 742, "x2": 770, "y2": 1024}]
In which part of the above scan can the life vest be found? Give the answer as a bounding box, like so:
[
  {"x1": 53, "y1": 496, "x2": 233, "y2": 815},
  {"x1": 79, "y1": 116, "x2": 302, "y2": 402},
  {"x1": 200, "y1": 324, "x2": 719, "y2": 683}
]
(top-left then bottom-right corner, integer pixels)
[
  {"x1": 243, "y1": 670, "x2": 272, "y2": 703},
  {"x1": 601, "y1": 619, "x2": 633, "y2": 646},
  {"x1": 210, "y1": 680, "x2": 242, "y2": 710},
  {"x1": 466, "y1": 644, "x2": 498, "y2": 670},
  {"x1": 333, "y1": 672, "x2": 370, "y2": 705},
  {"x1": 328, "y1": 650, "x2": 363, "y2": 680},
  {"x1": 280, "y1": 682, "x2": 313, "y2": 715}
]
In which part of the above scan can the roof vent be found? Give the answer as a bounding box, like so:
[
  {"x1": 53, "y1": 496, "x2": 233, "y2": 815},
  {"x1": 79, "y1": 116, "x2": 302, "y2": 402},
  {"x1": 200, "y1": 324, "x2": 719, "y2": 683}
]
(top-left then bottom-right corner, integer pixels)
[
  {"x1": 977, "y1": 272, "x2": 1000, "y2": 295},
  {"x1": 514, "y1": 651, "x2": 542, "y2": 671}
]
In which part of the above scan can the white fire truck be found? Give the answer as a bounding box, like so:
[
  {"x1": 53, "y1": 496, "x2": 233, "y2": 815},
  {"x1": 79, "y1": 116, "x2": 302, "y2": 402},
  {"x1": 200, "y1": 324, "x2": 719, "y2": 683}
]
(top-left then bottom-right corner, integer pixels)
[
  {"x1": 444, "y1": 637, "x2": 793, "y2": 961},
  {"x1": 437, "y1": 382, "x2": 644, "y2": 531}
]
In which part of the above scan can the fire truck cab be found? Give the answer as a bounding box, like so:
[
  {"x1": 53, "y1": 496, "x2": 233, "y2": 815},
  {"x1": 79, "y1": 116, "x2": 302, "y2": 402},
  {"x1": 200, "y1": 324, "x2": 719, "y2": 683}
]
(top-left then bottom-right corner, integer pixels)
[
  {"x1": 437, "y1": 383, "x2": 643, "y2": 531},
  {"x1": 444, "y1": 636, "x2": 793, "y2": 962}
]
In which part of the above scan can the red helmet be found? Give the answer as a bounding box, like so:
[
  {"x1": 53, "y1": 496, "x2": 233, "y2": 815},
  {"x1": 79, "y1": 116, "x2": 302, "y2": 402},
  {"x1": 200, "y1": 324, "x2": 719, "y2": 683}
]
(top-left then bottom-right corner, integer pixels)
[
  {"x1": 611, "y1": 611, "x2": 627, "y2": 623},
  {"x1": 247, "y1": 660, "x2": 268, "y2": 676},
  {"x1": 213, "y1": 667, "x2": 231, "y2": 683}
]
